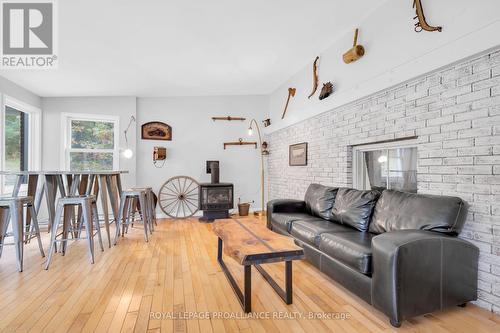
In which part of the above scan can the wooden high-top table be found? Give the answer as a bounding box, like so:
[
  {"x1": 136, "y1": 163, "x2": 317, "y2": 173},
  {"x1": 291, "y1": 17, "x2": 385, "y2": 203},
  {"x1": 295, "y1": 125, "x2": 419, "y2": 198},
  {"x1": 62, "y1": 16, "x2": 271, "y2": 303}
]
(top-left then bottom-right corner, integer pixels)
[
  {"x1": 0, "y1": 171, "x2": 127, "y2": 241},
  {"x1": 212, "y1": 218, "x2": 304, "y2": 313}
]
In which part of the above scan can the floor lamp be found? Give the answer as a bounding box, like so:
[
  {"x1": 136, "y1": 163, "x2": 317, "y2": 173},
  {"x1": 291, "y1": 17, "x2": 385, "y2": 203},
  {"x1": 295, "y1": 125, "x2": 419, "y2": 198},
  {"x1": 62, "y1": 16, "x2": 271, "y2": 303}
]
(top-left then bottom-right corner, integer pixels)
[{"x1": 247, "y1": 119, "x2": 267, "y2": 217}]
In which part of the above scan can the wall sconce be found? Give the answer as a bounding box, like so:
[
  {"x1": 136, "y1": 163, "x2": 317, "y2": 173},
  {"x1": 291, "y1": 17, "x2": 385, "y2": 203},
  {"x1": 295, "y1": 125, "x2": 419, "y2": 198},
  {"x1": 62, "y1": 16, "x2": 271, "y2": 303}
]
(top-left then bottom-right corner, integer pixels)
[{"x1": 122, "y1": 115, "x2": 136, "y2": 159}]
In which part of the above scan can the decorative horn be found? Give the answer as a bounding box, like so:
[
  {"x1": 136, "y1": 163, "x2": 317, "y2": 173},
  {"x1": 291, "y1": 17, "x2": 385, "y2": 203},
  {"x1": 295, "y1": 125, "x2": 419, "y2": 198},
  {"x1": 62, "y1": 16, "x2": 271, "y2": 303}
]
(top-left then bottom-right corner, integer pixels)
[
  {"x1": 307, "y1": 56, "x2": 319, "y2": 99},
  {"x1": 413, "y1": 0, "x2": 442, "y2": 32}
]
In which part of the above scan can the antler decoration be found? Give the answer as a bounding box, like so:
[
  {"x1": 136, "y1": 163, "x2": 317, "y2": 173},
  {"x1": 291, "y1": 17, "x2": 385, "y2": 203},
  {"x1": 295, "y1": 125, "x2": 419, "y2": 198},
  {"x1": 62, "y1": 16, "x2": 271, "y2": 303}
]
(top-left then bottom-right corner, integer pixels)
[
  {"x1": 307, "y1": 56, "x2": 319, "y2": 99},
  {"x1": 413, "y1": 0, "x2": 442, "y2": 32},
  {"x1": 281, "y1": 87, "x2": 296, "y2": 119}
]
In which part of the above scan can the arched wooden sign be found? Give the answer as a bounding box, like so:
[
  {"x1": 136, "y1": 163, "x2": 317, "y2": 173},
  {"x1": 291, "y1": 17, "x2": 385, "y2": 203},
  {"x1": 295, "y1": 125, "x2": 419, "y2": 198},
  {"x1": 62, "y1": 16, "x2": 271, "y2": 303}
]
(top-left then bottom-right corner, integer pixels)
[{"x1": 141, "y1": 121, "x2": 172, "y2": 141}]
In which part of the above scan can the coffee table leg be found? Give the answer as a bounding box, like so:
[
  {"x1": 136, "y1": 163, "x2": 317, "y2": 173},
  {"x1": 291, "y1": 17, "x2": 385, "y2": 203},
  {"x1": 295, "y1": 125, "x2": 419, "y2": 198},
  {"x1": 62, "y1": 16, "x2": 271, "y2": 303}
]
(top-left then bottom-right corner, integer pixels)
[
  {"x1": 255, "y1": 260, "x2": 293, "y2": 305},
  {"x1": 217, "y1": 237, "x2": 252, "y2": 312}
]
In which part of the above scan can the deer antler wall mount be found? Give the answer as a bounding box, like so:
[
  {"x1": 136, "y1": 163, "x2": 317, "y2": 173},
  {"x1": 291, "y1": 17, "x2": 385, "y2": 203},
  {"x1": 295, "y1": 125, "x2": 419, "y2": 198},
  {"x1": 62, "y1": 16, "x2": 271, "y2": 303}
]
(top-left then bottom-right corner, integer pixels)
[
  {"x1": 307, "y1": 56, "x2": 320, "y2": 99},
  {"x1": 413, "y1": 0, "x2": 442, "y2": 32},
  {"x1": 281, "y1": 87, "x2": 296, "y2": 119}
]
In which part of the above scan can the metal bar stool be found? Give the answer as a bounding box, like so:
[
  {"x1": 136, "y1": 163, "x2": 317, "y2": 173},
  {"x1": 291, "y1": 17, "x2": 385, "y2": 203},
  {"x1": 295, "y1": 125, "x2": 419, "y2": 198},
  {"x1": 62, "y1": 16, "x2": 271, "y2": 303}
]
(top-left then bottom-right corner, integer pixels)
[
  {"x1": 114, "y1": 189, "x2": 150, "y2": 244},
  {"x1": 130, "y1": 187, "x2": 155, "y2": 232},
  {"x1": 44, "y1": 195, "x2": 104, "y2": 270},
  {"x1": 0, "y1": 196, "x2": 45, "y2": 272}
]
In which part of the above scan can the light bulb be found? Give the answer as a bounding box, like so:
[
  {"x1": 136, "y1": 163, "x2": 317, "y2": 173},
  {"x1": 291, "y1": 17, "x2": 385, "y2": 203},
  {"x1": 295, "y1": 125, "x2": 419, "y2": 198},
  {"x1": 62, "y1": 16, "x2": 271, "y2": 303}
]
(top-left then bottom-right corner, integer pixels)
[
  {"x1": 378, "y1": 155, "x2": 387, "y2": 163},
  {"x1": 123, "y1": 148, "x2": 133, "y2": 159},
  {"x1": 248, "y1": 127, "x2": 253, "y2": 136}
]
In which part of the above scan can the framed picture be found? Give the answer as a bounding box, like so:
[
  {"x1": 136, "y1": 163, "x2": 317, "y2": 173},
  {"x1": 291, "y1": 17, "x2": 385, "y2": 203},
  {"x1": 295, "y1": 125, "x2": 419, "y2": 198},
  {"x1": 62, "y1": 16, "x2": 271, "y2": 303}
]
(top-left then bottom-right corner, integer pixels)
[
  {"x1": 289, "y1": 142, "x2": 308, "y2": 166},
  {"x1": 141, "y1": 121, "x2": 172, "y2": 141}
]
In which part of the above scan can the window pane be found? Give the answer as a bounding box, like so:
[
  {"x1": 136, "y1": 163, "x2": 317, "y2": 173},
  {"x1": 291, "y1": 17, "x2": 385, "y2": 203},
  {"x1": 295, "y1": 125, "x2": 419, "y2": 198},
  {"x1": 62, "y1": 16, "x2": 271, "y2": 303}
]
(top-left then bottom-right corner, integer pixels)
[
  {"x1": 360, "y1": 147, "x2": 417, "y2": 193},
  {"x1": 388, "y1": 148, "x2": 417, "y2": 193},
  {"x1": 363, "y1": 150, "x2": 388, "y2": 192},
  {"x1": 4, "y1": 106, "x2": 29, "y2": 187},
  {"x1": 71, "y1": 120, "x2": 114, "y2": 149},
  {"x1": 70, "y1": 152, "x2": 113, "y2": 171}
]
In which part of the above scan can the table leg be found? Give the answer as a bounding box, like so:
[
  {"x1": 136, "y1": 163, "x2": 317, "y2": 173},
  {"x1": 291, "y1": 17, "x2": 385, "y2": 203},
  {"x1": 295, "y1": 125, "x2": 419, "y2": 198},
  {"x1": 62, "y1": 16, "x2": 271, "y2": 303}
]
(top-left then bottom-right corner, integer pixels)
[
  {"x1": 44, "y1": 175, "x2": 58, "y2": 232},
  {"x1": 105, "y1": 175, "x2": 120, "y2": 224},
  {"x1": 56, "y1": 175, "x2": 66, "y2": 198},
  {"x1": 98, "y1": 175, "x2": 111, "y2": 248},
  {"x1": 76, "y1": 175, "x2": 89, "y2": 232},
  {"x1": 254, "y1": 261, "x2": 293, "y2": 305},
  {"x1": 34, "y1": 180, "x2": 45, "y2": 216},
  {"x1": 217, "y1": 237, "x2": 252, "y2": 312},
  {"x1": 24, "y1": 175, "x2": 39, "y2": 241},
  {"x1": 11, "y1": 175, "x2": 23, "y2": 197},
  {"x1": 69, "y1": 174, "x2": 81, "y2": 196}
]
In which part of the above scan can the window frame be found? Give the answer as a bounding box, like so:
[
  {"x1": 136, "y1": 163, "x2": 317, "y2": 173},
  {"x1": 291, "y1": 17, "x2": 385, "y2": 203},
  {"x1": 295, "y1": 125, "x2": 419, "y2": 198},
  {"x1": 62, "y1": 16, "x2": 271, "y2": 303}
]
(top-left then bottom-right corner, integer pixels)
[
  {"x1": 60, "y1": 113, "x2": 120, "y2": 171},
  {"x1": 352, "y1": 139, "x2": 418, "y2": 192},
  {"x1": 0, "y1": 95, "x2": 42, "y2": 195}
]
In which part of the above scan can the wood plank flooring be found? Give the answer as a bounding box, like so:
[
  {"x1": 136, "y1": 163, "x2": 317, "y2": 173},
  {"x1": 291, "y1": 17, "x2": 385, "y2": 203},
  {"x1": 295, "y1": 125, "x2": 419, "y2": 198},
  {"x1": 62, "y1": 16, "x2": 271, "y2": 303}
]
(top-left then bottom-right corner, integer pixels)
[{"x1": 0, "y1": 217, "x2": 499, "y2": 333}]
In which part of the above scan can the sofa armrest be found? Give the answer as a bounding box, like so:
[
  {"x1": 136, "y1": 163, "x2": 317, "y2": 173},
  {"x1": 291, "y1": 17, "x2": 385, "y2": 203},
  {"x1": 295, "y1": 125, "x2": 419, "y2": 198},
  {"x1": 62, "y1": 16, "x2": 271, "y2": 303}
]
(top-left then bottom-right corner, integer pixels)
[
  {"x1": 266, "y1": 199, "x2": 307, "y2": 229},
  {"x1": 371, "y1": 230, "x2": 478, "y2": 327}
]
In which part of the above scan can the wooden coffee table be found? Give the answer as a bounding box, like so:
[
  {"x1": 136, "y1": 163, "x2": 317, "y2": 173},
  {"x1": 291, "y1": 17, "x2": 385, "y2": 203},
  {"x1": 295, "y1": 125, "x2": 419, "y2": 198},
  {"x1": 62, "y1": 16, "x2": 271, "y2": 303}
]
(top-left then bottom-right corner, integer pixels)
[{"x1": 212, "y1": 218, "x2": 304, "y2": 312}]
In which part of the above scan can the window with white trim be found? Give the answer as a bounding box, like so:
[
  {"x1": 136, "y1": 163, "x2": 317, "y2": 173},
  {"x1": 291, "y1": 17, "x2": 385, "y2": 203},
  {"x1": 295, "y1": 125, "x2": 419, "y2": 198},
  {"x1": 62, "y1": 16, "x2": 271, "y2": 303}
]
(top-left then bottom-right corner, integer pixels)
[
  {"x1": 0, "y1": 96, "x2": 41, "y2": 195},
  {"x1": 353, "y1": 139, "x2": 418, "y2": 193},
  {"x1": 62, "y1": 113, "x2": 119, "y2": 171}
]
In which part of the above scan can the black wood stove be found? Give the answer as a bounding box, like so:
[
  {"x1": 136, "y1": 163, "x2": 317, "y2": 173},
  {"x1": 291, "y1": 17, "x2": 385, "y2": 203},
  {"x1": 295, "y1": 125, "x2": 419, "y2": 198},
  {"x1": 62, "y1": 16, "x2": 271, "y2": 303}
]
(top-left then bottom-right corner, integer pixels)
[{"x1": 198, "y1": 161, "x2": 234, "y2": 222}]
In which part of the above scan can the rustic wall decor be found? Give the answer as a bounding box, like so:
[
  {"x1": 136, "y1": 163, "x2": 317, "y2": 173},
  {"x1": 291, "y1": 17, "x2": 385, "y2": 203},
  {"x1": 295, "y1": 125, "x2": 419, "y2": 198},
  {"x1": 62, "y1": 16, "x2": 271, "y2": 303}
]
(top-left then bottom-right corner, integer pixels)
[
  {"x1": 223, "y1": 138, "x2": 257, "y2": 149},
  {"x1": 261, "y1": 141, "x2": 270, "y2": 155},
  {"x1": 319, "y1": 82, "x2": 334, "y2": 100},
  {"x1": 262, "y1": 118, "x2": 271, "y2": 127},
  {"x1": 307, "y1": 56, "x2": 319, "y2": 99},
  {"x1": 281, "y1": 87, "x2": 296, "y2": 119},
  {"x1": 289, "y1": 142, "x2": 308, "y2": 166},
  {"x1": 212, "y1": 116, "x2": 246, "y2": 121},
  {"x1": 343, "y1": 29, "x2": 365, "y2": 64},
  {"x1": 141, "y1": 121, "x2": 172, "y2": 140},
  {"x1": 413, "y1": 0, "x2": 442, "y2": 32}
]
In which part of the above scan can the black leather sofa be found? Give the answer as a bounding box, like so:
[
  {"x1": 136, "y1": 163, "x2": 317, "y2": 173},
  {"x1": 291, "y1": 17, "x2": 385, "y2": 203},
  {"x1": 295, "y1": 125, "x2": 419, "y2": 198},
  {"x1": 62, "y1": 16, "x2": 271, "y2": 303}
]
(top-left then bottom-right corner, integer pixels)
[{"x1": 267, "y1": 184, "x2": 478, "y2": 327}]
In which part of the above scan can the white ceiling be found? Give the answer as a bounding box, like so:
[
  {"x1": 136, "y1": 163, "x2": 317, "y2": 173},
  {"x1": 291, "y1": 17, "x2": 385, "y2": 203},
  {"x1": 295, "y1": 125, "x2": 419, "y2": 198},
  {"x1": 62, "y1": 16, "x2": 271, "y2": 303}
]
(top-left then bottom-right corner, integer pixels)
[{"x1": 0, "y1": 0, "x2": 385, "y2": 97}]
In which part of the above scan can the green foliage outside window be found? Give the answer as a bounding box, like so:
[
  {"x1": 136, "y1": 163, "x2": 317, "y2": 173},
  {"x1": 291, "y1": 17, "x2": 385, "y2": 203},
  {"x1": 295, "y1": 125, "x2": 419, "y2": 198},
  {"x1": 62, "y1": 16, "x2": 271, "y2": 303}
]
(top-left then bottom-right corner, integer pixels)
[
  {"x1": 71, "y1": 120, "x2": 114, "y2": 149},
  {"x1": 5, "y1": 108, "x2": 21, "y2": 171}
]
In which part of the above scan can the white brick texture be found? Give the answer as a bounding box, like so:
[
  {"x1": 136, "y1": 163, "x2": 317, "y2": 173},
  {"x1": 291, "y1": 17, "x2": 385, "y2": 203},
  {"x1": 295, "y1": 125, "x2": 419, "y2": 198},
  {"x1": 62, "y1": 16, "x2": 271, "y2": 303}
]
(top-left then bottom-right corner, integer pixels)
[{"x1": 266, "y1": 49, "x2": 500, "y2": 313}]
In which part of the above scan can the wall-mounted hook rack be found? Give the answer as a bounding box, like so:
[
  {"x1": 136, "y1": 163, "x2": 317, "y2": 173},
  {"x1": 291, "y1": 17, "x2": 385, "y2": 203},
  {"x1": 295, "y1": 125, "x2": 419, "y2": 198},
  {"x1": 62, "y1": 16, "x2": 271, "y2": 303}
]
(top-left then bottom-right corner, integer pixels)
[
  {"x1": 223, "y1": 138, "x2": 257, "y2": 149},
  {"x1": 212, "y1": 116, "x2": 246, "y2": 122}
]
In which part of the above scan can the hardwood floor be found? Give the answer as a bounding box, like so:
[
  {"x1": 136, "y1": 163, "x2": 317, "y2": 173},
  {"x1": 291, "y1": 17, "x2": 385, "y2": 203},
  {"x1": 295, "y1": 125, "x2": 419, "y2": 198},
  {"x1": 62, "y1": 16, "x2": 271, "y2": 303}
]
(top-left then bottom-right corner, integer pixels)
[{"x1": 0, "y1": 217, "x2": 499, "y2": 333}]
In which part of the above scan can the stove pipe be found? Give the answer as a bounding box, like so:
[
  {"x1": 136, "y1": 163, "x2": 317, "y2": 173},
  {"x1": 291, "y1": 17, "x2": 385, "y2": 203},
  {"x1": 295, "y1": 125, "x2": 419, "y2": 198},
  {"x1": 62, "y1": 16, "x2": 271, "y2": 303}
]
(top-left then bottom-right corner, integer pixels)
[{"x1": 210, "y1": 161, "x2": 219, "y2": 184}]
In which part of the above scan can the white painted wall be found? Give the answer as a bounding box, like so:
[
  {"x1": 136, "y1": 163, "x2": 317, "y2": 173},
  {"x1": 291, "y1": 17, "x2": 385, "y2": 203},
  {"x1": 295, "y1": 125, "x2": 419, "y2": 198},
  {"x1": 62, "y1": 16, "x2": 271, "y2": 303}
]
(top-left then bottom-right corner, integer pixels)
[
  {"x1": 267, "y1": 0, "x2": 500, "y2": 132},
  {"x1": 41, "y1": 97, "x2": 137, "y2": 188},
  {"x1": 0, "y1": 76, "x2": 41, "y2": 109},
  {"x1": 136, "y1": 96, "x2": 268, "y2": 217}
]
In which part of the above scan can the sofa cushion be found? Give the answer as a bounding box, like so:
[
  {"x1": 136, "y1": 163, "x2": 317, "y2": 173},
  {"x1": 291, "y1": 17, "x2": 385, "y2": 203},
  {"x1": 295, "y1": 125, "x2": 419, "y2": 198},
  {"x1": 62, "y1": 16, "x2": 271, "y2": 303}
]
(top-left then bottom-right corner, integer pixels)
[
  {"x1": 290, "y1": 219, "x2": 353, "y2": 247},
  {"x1": 331, "y1": 188, "x2": 380, "y2": 232},
  {"x1": 319, "y1": 232, "x2": 374, "y2": 275},
  {"x1": 369, "y1": 190, "x2": 468, "y2": 235},
  {"x1": 304, "y1": 184, "x2": 339, "y2": 220},
  {"x1": 270, "y1": 213, "x2": 319, "y2": 233}
]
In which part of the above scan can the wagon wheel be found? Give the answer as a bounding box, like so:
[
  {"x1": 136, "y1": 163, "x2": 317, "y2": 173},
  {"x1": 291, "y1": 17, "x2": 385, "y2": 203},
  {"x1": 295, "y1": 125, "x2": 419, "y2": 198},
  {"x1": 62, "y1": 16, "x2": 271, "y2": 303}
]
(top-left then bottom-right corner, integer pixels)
[{"x1": 158, "y1": 176, "x2": 199, "y2": 218}]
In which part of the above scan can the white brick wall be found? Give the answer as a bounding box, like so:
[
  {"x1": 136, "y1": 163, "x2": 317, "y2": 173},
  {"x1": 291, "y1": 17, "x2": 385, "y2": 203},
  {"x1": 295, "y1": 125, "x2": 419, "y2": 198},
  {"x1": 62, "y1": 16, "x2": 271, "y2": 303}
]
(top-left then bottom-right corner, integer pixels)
[{"x1": 266, "y1": 48, "x2": 500, "y2": 313}]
